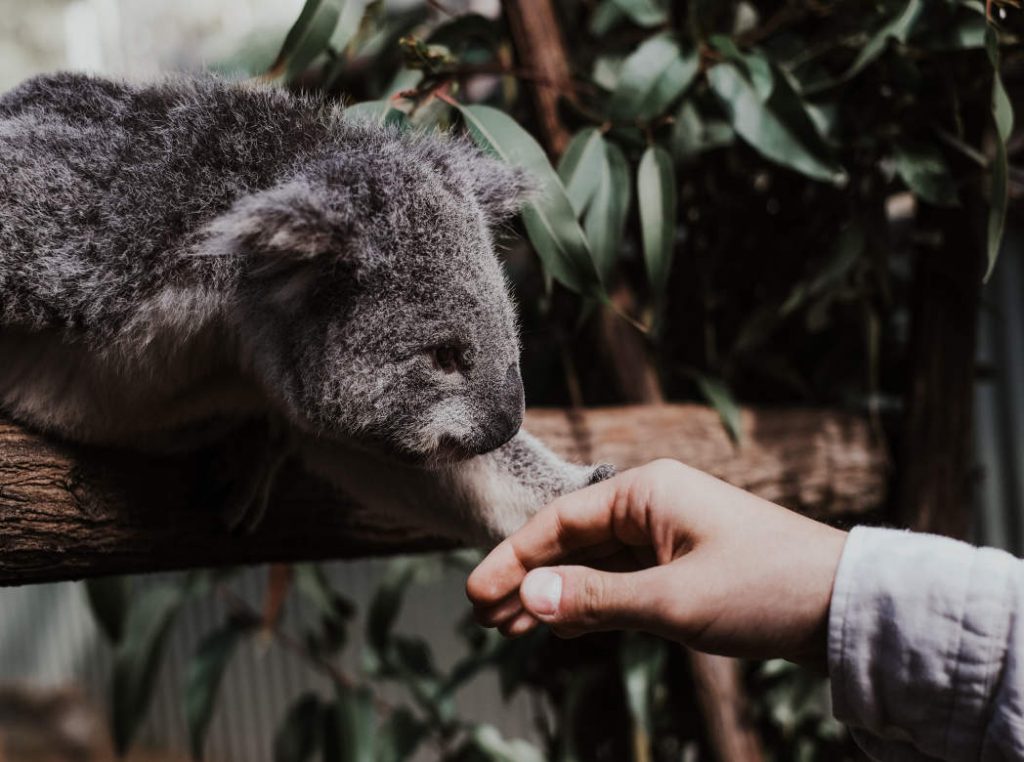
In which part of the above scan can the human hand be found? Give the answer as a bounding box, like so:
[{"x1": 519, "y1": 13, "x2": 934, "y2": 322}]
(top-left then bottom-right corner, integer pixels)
[{"x1": 466, "y1": 459, "x2": 848, "y2": 667}]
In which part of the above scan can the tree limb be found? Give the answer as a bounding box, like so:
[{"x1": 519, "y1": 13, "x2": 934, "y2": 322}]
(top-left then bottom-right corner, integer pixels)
[{"x1": 0, "y1": 404, "x2": 884, "y2": 588}]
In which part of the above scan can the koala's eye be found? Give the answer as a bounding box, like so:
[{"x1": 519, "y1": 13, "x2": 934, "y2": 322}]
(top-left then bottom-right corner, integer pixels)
[{"x1": 430, "y1": 345, "x2": 464, "y2": 374}]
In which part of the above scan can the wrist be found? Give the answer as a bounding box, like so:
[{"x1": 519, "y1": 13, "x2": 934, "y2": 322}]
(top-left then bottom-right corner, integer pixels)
[{"x1": 790, "y1": 525, "x2": 848, "y2": 669}]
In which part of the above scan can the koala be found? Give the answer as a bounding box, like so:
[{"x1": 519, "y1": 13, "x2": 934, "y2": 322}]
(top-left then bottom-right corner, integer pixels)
[{"x1": 0, "y1": 72, "x2": 610, "y2": 543}]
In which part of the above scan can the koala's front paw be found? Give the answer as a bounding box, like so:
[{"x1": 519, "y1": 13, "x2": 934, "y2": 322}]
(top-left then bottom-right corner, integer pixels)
[{"x1": 588, "y1": 463, "x2": 616, "y2": 485}]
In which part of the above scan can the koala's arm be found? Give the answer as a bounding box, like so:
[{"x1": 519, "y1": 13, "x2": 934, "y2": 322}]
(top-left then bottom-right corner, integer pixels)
[{"x1": 297, "y1": 430, "x2": 613, "y2": 546}]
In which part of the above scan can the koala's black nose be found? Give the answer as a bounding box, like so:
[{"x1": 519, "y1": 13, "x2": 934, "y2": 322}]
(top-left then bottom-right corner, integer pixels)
[
  {"x1": 471, "y1": 363, "x2": 524, "y2": 455},
  {"x1": 504, "y1": 362, "x2": 525, "y2": 417}
]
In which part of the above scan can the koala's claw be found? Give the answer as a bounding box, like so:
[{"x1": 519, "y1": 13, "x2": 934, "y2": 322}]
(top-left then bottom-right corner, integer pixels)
[{"x1": 589, "y1": 463, "x2": 617, "y2": 485}]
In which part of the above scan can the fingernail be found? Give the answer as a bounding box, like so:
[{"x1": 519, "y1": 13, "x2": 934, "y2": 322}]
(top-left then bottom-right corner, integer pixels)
[{"x1": 521, "y1": 569, "x2": 562, "y2": 616}]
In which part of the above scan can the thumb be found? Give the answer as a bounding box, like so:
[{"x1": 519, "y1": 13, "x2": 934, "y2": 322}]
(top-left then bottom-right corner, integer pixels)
[{"x1": 519, "y1": 566, "x2": 666, "y2": 637}]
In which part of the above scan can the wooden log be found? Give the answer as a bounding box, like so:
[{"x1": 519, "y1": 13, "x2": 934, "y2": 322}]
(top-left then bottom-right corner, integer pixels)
[
  {"x1": 0, "y1": 405, "x2": 884, "y2": 587},
  {"x1": 527, "y1": 404, "x2": 884, "y2": 519}
]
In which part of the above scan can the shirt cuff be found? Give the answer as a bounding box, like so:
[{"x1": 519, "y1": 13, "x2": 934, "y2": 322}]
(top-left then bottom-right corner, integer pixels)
[{"x1": 828, "y1": 526, "x2": 1016, "y2": 761}]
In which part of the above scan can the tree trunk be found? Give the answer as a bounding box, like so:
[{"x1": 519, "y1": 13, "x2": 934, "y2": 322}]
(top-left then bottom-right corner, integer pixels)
[
  {"x1": 898, "y1": 206, "x2": 984, "y2": 538},
  {"x1": 501, "y1": 0, "x2": 573, "y2": 156},
  {"x1": 0, "y1": 404, "x2": 885, "y2": 587}
]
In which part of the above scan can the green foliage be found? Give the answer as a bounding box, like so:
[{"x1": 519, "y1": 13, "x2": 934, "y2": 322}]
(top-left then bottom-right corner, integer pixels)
[
  {"x1": 274, "y1": 693, "x2": 324, "y2": 762},
  {"x1": 637, "y1": 145, "x2": 677, "y2": 319},
  {"x1": 185, "y1": 616, "x2": 257, "y2": 759},
  {"x1": 84, "y1": 575, "x2": 130, "y2": 643},
  {"x1": 707, "y1": 63, "x2": 845, "y2": 184},
  {"x1": 608, "y1": 34, "x2": 700, "y2": 121},
  {"x1": 986, "y1": 25, "x2": 1015, "y2": 280},
  {"x1": 111, "y1": 583, "x2": 189, "y2": 752},
  {"x1": 455, "y1": 104, "x2": 605, "y2": 297},
  {"x1": 620, "y1": 633, "x2": 668, "y2": 762}
]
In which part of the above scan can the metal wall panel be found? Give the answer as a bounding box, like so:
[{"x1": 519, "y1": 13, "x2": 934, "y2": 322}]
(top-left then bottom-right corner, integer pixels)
[{"x1": 0, "y1": 560, "x2": 538, "y2": 761}]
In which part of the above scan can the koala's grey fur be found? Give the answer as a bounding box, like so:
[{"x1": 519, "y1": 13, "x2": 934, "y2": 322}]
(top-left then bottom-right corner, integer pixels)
[{"x1": 0, "y1": 72, "x2": 609, "y2": 542}]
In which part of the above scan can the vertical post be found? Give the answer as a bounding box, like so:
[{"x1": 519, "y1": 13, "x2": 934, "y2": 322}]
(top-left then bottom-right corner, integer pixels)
[
  {"x1": 898, "y1": 207, "x2": 984, "y2": 539},
  {"x1": 500, "y1": 3, "x2": 766, "y2": 759}
]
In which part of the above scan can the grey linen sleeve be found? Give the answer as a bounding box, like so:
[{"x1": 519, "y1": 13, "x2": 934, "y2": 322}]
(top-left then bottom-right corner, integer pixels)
[{"x1": 828, "y1": 526, "x2": 1024, "y2": 761}]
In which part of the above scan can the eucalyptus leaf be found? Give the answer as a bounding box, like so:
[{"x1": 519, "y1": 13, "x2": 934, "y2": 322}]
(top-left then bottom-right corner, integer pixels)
[
  {"x1": 376, "y1": 707, "x2": 426, "y2": 762},
  {"x1": 765, "y1": 65, "x2": 837, "y2": 160},
  {"x1": 592, "y1": 56, "x2": 625, "y2": 91},
  {"x1": 609, "y1": 35, "x2": 699, "y2": 121},
  {"x1": 84, "y1": 576, "x2": 129, "y2": 643},
  {"x1": 892, "y1": 143, "x2": 958, "y2": 207},
  {"x1": 329, "y1": 0, "x2": 368, "y2": 53},
  {"x1": 610, "y1": 0, "x2": 668, "y2": 27},
  {"x1": 557, "y1": 128, "x2": 605, "y2": 216},
  {"x1": 322, "y1": 683, "x2": 375, "y2": 762},
  {"x1": 344, "y1": 100, "x2": 410, "y2": 128},
  {"x1": 366, "y1": 559, "x2": 418, "y2": 667},
  {"x1": 590, "y1": 0, "x2": 626, "y2": 36},
  {"x1": 271, "y1": 0, "x2": 344, "y2": 80},
  {"x1": 112, "y1": 584, "x2": 188, "y2": 753},
  {"x1": 985, "y1": 26, "x2": 1013, "y2": 280},
  {"x1": 843, "y1": 0, "x2": 924, "y2": 82},
  {"x1": 708, "y1": 34, "x2": 773, "y2": 98},
  {"x1": 708, "y1": 44, "x2": 838, "y2": 168},
  {"x1": 457, "y1": 104, "x2": 604, "y2": 296},
  {"x1": 296, "y1": 564, "x2": 355, "y2": 628},
  {"x1": 185, "y1": 617, "x2": 255, "y2": 760},
  {"x1": 275, "y1": 693, "x2": 323, "y2": 762},
  {"x1": 637, "y1": 145, "x2": 677, "y2": 313},
  {"x1": 583, "y1": 138, "x2": 631, "y2": 281},
  {"x1": 465, "y1": 725, "x2": 547, "y2": 762},
  {"x1": 692, "y1": 373, "x2": 743, "y2": 444},
  {"x1": 671, "y1": 100, "x2": 734, "y2": 160},
  {"x1": 708, "y1": 63, "x2": 845, "y2": 184},
  {"x1": 621, "y1": 633, "x2": 667, "y2": 756}
]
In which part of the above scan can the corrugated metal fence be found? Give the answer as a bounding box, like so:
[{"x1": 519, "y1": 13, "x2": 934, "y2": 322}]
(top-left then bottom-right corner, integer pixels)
[{"x1": 0, "y1": 560, "x2": 538, "y2": 761}]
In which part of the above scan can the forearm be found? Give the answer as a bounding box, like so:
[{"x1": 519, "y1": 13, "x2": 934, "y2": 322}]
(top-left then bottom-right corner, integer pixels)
[{"x1": 828, "y1": 526, "x2": 1024, "y2": 761}]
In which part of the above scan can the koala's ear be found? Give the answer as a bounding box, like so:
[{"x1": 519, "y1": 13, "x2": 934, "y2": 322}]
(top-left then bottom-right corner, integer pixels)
[
  {"x1": 218, "y1": 184, "x2": 349, "y2": 262},
  {"x1": 202, "y1": 182, "x2": 354, "y2": 307},
  {"x1": 463, "y1": 154, "x2": 538, "y2": 225}
]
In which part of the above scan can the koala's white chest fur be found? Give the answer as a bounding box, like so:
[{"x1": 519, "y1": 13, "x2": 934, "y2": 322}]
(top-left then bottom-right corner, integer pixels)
[{"x1": 0, "y1": 316, "x2": 264, "y2": 449}]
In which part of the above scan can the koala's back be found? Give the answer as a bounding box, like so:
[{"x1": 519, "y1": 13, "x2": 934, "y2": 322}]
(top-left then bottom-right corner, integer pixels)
[{"x1": 0, "y1": 73, "x2": 345, "y2": 335}]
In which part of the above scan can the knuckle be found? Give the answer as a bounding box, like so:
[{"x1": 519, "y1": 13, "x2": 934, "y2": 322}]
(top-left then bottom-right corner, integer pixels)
[
  {"x1": 577, "y1": 573, "x2": 606, "y2": 625},
  {"x1": 645, "y1": 458, "x2": 685, "y2": 480}
]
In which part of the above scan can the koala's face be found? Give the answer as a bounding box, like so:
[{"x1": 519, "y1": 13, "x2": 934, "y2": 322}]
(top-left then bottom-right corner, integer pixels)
[{"x1": 228, "y1": 134, "x2": 532, "y2": 464}]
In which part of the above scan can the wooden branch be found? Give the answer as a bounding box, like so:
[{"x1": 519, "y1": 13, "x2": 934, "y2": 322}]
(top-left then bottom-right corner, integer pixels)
[
  {"x1": 0, "y1": 405, "x2": 885, "y2": 587},
  {"x1": 501, "y1": 0, "x2": 573, "y2": 155},
  {"x1": 689, "y1": 654, "x2": 768, "y2": 762},
  {"x1": 526, "y1": 405, "x2": 885, "y2": 518}
]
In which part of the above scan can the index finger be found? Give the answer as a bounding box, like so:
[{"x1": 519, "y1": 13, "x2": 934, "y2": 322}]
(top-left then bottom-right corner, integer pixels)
[{"x1": 466, "y1": 470, "x2": 627, "y2": 607}]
